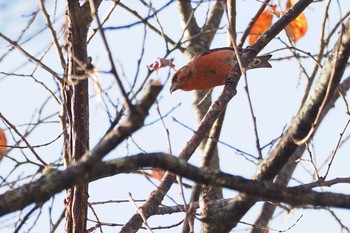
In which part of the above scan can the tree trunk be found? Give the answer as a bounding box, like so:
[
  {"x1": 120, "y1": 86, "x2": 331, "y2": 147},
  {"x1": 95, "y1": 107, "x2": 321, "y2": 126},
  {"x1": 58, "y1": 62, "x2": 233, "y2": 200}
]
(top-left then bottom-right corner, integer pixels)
[{"x1": 64, "y1": 1, "x2": 99, "y2": 232}]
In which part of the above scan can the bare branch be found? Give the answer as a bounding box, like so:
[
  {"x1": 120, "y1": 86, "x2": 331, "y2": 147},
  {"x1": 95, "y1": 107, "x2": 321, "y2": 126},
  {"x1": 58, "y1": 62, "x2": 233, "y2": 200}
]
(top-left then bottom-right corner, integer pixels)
[
  {"x1": 0, "y1": 33, "x2": 62, "y2": 82},
  {"x1": 39, "y1": 0, "x2": 66, "y2": 70},
  {"x1": 88, "y1": 0, "x2": 132, "y2": 109},
  {"x1": 0, "y1": 113, "x2": 47, "y2": 166},
  {"x1": 239, "y1": 0, "x2": 272, "y2": 47},
  {"x1": 3, "y1": 153, "x2": 350, "y2": 217}
]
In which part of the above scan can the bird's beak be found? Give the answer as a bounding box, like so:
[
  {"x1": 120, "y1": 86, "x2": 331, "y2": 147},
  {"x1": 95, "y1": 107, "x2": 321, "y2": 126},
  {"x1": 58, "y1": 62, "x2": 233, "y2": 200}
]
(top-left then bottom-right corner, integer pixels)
[{"x1": 169, "y1": 82, "x2": 179, "y2": 93}]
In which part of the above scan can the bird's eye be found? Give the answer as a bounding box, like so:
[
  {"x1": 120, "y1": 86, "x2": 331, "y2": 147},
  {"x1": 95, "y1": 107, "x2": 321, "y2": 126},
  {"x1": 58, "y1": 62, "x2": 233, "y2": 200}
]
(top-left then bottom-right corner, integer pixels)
[
  {"x1": 180, "y1": 66, "x2": 192, "y2": 80},
  {"x1": 172, "y1": 73, "x2": 178, "y2": 82}
]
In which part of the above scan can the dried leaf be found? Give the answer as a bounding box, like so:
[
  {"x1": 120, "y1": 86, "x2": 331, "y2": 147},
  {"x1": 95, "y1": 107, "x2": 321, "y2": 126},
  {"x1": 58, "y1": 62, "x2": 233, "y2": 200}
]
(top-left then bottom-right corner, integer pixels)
[
  {"x1": 148, "y1": 58, "x2": 175, "y2": 71},
  {"x1": 150, "y1": 169, "x2": 165, "y2": 181},
  {"x1": 285, "y1": 0, "x2": 308, "y2": 42},
  {"x1": 0, "y1": 129, "x2": 7, "y2": 153},
  {"x1": 149, "y1": 169, "x2": 192, "y2": 188},
  {"x1": 249, "y1": 6, "x2": 275, "y2": 45}
]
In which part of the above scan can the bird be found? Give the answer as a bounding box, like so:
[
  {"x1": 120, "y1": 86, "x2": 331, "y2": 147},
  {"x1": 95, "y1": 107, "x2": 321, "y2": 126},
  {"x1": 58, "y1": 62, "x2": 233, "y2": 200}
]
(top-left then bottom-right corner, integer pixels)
[{"x1": 170, "y1": 47, "x2": 272, "y2": 92}]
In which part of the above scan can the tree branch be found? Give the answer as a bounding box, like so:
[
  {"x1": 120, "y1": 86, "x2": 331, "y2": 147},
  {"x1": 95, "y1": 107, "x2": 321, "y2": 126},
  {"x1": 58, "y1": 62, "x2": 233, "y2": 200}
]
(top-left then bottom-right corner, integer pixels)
[
  {"x1": 0, "y1": 33, "x2": 62, "y2": 82},
  {"x1": 2, "y1": 153, "x2": 350, "y2": 217},
  {"x1": 218, "y1": 7, "x2": 350, "y2": 233}
]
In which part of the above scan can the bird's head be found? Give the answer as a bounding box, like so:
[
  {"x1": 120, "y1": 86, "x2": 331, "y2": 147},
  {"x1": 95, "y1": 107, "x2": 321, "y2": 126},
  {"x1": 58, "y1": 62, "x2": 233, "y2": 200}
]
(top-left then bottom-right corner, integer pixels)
[{"x1": 170, "y1": 65, "x2": 193, "y2": 93}]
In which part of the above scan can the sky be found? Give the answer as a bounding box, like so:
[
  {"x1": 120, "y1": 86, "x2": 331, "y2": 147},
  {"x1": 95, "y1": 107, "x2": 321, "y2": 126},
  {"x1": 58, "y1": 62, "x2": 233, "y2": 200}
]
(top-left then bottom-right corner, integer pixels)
[{"x1": 1, "y1": 0, "x2": 350, "y2": 232}]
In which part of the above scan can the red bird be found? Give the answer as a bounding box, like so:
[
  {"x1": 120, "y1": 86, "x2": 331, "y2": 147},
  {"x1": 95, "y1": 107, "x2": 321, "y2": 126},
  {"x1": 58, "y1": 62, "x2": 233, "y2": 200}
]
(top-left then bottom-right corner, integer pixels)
[{"x1": 170, "y1": 47, "x2": 272, "y2": 92}]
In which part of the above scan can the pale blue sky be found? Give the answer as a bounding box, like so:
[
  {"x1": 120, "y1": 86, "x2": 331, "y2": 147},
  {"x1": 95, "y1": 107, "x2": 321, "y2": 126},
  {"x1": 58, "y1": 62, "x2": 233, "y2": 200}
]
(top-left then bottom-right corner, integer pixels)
[{"x1": 1, "y1": 0, "x2": 350, "y2": 232}]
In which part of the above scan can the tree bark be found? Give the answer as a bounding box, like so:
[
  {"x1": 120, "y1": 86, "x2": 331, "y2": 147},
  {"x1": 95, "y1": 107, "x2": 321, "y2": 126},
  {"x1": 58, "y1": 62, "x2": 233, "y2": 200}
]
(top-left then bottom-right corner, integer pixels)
[{"x1": 64, "y1": 1, "x2": 101, "y2": 232}]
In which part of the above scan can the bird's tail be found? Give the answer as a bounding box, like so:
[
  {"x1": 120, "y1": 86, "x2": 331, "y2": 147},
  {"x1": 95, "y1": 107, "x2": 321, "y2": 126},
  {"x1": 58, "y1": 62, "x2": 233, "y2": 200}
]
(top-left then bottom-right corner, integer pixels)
[{"x1": 247, "y1": 54, "x2": 272, "y2": 69}]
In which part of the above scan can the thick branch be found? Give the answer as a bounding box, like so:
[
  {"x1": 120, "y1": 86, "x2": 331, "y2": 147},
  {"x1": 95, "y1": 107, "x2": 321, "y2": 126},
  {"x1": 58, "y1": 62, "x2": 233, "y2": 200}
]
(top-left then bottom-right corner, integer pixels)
[
  {"x1": 238, "y1": 0, "x2": 271, "y2": 47},
  {"x1": 257, "y1": 17, "x2": 350, "y2": 181},
  {"x1": 88, "y1": 81, "x2": 163, "y2": 163},
  {"x1": 252, "y1": 40, "x2": 350, "y2": 233},
  {"x1": 122, "y1": 1, "x2": 314, "y2": 232},
  {"x1": 65, "y1": 1, "x2": 103, "y2": 231},
  {"x1": 178, "y1": 2, "x2": 225, "y2": 232},
  {"x1": 217, "y1": 9, "x2": 350, "y2": 233},
  {"x1": 176, "y1": 1, "x2": 200, "y2": 42},
  {"x1": 0, "y1": 79, "x2": 162, "y2": 216},
  {"x1": 2, "y1": 153, "x2": 350, "y2": 217}
]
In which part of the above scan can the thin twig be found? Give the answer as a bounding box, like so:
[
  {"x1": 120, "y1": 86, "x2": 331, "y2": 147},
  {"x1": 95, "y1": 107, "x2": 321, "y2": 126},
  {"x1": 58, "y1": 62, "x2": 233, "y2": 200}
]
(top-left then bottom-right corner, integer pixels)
[
  {"x1": 323, "y1": 118, "x2": 350, "y2": 179},
  {"x1": 243, "y1": 74, "x2": 263, "y2": 160},
  {"x1": 115, "y1": 2, "x2": 185, "y2": 53},
  {"x1": 4, "y1": 127, "x2": 66, "y2": 150},
  {"x1": 0, "y1": 33, "x2": 62, "y2": 82},
  {"x1": 128, "y1": 192, "x2": 153, "y2": 233},
  {"x1": 13, "y1": 205, "x2": 41, "y2": 233},
  {"x1": 130, "y1": 3, "x2": 149, "y2": 93},
  {"x1": 305, "y1": 143, "x2": 320, "y2": 180},
  {"x1": 39, "y1": 0, "x2": 66, "y2": 70},
  {"x1": 0, "y1": 112, "x2": 47, "y2": 166},
  {"x1": 172, "y1": 116, "x2": 257, "y2": 159},
  {"x1": 88, "y1": 0, "x2": 133, "y2": 109},
  {"x1": 238, "y1": 0, "x2": 272, "y2": 47},
  {"x1": 87, "y1": 0, "x2": 120, "y2": 44},
  {"x1": 293, "y1": 24, "x2": 345, "y2": 145}
]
